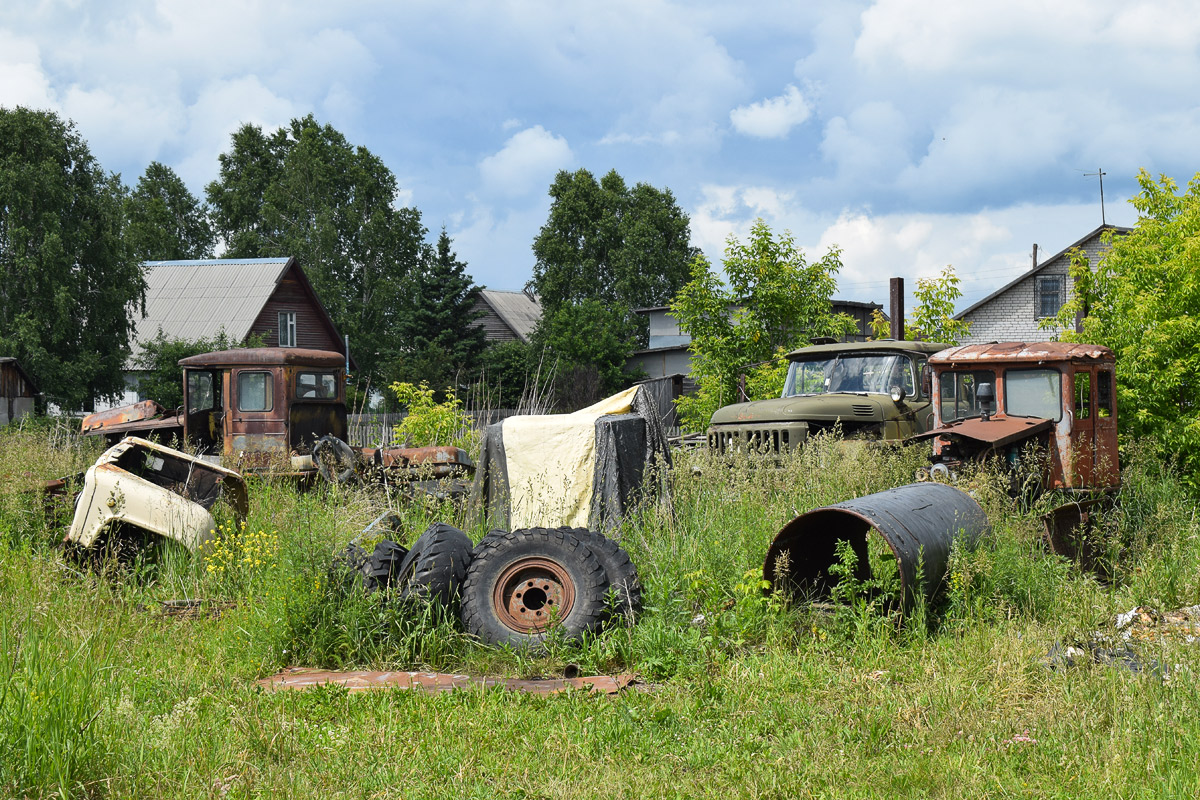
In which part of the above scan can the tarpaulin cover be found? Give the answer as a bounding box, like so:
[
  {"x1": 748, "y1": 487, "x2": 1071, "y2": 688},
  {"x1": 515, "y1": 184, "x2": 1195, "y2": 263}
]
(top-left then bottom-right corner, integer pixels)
[{"x1": 468, "y1": 385, "x2": 670, "y2": 534}]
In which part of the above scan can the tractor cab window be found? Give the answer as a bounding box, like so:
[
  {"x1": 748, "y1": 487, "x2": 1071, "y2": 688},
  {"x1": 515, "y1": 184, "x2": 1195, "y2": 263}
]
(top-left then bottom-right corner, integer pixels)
[
  {"x1": 296, "y1": 371, "x2": 338, "y2": 400},
  {"x1": 237, "y1": 371, "x2": 273, "y2": 412},
  {"x1": 938, "y1": 370, "x2": 995, "y2": 422},
  {"x1": 1005, "y1": 368, "x2": 1062, "y2": 422},
  {"x1": 187, "y1": 371, "x2": 216, "y2": 411}
]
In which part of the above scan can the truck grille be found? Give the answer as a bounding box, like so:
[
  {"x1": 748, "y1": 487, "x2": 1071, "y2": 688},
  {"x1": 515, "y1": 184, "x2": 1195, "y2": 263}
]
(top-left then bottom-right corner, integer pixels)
[{"x1": 707, "y1": 425, "x2": 802, "y2": 453}]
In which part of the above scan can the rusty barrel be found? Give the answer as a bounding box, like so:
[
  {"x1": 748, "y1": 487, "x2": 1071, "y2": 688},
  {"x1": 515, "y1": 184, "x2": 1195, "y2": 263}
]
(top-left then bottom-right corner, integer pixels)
[{"x1": 763, "y1": 483, "x2": 989, "y2": 609}]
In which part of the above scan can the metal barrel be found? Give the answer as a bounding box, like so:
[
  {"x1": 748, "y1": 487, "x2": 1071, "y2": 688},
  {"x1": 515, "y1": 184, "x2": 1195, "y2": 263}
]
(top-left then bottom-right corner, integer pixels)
[{"x1": 763, "y1": 482, "x2": 989, "y2": 609}]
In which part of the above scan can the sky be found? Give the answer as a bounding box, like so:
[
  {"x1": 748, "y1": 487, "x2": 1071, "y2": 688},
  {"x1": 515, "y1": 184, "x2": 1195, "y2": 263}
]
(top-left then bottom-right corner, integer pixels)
[{"x1": 2, "y1": 0, "x2": 1196, "y2": 312}]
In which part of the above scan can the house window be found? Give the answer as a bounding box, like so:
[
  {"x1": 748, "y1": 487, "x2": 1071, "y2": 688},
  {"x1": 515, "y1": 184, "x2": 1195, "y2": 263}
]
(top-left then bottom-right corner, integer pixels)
[
  {"x1": 278, "y1": 311, "x2": 297, "y2": 347},
  {"x1": 1036, "y1": 276, "x2": 1063, "y2": 318}
]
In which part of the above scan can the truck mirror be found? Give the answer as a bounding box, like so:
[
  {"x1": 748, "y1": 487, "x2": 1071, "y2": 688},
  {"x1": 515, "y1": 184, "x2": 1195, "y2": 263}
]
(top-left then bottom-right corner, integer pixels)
[{"x1": 921, "y1": 365, "x2": 932, "y2": 396}]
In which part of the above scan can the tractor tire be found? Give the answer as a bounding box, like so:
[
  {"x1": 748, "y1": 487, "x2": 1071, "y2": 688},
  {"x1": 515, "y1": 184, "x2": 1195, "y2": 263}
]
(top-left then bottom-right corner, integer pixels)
[
  {"x1": 460, "y1": 527, "x2": 611, "y2": 648},
  {"x1": 360, "y1": 539, "x2": 409, "y2": 593},
  {"x1": 314, "y1": 435, "x2": 357, "y2": 485},
  {"x1": 394, "y1": 522, "x2": 473, "y2": 607},
  {"x1": 565, "y1": 527, "x2": 643, "y2": 621}
]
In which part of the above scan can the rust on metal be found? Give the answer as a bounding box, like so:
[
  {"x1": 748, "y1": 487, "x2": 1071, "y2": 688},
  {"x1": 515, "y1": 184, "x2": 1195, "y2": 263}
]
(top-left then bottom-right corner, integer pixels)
[
  {"x1": 910, "y1": 416, "x2": 1053, "y2": 448},
  {"x1": 493, "y1": 556, "x2": 576, "y2": 634},
  {"x1": 81, "y1": 400, "x2": 171, "y2": 433},
  {"x1": 177, "y1": 347, "x2": 345, "y2": 368},
  {"x1": 257, "y1": 667, "x2": 639, "y2": 696},
  {"x1": 930, "y1": 341, "x2": 1114, "y2": 366}
]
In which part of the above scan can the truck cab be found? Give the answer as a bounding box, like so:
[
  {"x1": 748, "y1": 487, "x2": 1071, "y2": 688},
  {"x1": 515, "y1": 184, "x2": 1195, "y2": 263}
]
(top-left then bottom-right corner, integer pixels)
[
  {"x1": 177, "y1": 348, "x2": 348, "y2": 462},
  {"x1": 707, "y1": 340, "x2": 950, "y2": 452},
  {"x1": 919, "y1": 342, "x2": 1119, "y2": 491}
]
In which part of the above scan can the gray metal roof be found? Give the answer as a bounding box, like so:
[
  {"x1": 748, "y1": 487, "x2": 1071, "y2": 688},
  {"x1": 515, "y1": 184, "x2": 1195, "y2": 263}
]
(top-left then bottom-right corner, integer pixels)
[
  {"x1": 136, "y1": 258, "x2": 292, "y2": 347},
  {"x1": 478, "y1": 289, "x2": 542, "y2": 343}
]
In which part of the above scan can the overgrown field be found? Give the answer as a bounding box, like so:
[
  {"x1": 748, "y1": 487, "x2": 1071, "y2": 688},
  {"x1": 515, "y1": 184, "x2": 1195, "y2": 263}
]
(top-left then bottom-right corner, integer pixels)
[{"x1": 3, "y1": 422, "x2": 1200, "y2": 798}]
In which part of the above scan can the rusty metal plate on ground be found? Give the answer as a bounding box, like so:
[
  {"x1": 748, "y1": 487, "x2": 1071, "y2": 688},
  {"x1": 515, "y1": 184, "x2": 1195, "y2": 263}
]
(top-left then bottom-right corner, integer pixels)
[{"x1": 257, "y1": 667, "x2": 639, "y2": 696}]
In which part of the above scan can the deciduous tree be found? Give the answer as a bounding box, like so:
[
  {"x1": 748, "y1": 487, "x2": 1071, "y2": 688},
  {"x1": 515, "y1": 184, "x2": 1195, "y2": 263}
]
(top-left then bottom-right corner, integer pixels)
[
  {"x1": 206, "y1": 115, "x2": 424, "y2": 383},
  {"x1": 0, "y1": 107, "x2": 146, "y2": 409},
  {"x1": 671, "y1": 220, "x2": 855, "y2": 431},
  {"x1": 1051, "y1": 169, "x2": 1200, "y2": 486},
  {"x1": 124, "y1": 161, "x2": 215, "y2": 261}
]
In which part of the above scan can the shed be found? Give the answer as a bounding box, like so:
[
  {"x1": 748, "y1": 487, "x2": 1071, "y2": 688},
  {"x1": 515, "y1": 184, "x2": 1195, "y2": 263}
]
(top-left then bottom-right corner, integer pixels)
[
  {"x1": 473, "y1": 289, "x2": 542, "y2": 343},
  {"x1": 0, "y1": 358, "x2": 37, "y2": 425}
]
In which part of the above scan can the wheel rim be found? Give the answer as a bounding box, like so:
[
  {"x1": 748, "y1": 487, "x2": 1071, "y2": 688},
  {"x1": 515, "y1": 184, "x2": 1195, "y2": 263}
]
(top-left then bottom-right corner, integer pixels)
[{"x1": 492, "y1": 556, "x2": 575, "y2": 634}]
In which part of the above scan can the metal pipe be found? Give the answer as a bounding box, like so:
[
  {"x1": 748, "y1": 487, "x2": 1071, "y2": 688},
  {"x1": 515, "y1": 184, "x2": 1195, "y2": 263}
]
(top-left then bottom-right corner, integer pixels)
[{"x1": 763, "y1": 482, "x2": 989, "y2": 610}]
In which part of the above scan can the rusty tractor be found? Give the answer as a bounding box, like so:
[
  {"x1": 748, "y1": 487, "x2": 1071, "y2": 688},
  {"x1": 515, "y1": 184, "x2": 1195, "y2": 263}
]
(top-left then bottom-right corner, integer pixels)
[{"x1": 80, "y1": 347, "x2": 473, "y2": 490}]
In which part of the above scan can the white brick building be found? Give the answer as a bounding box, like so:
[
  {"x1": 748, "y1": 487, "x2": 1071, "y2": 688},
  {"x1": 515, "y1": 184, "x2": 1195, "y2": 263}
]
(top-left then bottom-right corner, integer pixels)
[{"x1": 956, "y1": 225, "x2": 1130, "y2": 344}]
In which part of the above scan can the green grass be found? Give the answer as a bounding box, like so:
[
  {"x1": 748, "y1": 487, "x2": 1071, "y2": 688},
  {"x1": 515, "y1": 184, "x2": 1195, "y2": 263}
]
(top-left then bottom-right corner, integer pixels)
[{"x1": 2, "y1": 424, "x2": 1200, "y2": 797}]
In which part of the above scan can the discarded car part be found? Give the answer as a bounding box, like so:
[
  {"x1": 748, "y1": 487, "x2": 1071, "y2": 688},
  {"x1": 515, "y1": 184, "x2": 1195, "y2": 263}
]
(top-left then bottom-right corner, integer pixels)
[
  {"x1": 707, "y1": 340, "x2": 950, "y2": 453},
  {"x1": 361, "y1": 510, "x2": 404, "y2": 538},
  {"x1": 257, "y1": 667, "x2": 640, "y2": 696},
  {"x1": 1042, "y1": 493, "x2": 1117, "y2": 571},
  {"x1": 919, "y1": 342, "x2": 1120, "y2": 493},
  {"x1": 563, "y1": 527, "x2": 643, "y2": 620},
  {"x1": 461, "y1": 527, "x2": 611, "y2": 648},
  {"x1": 64, "y1": 437, "x2": 249, "y2": 553},
  {"x1": 763, "y1": 482, "x2": 988, "y2": 610},
  {"x1": 394, "y1": 523, "x2": 473, "y2": 605},
  {"x1": 313, "y1": 434, "x2": 358, "y2": 484},
  {"x1": 361, "y1": 540, "x2": 410, "y2": 593},
  {"x1": 80, "y1": 399, "x2": 180, "y2": 437}
]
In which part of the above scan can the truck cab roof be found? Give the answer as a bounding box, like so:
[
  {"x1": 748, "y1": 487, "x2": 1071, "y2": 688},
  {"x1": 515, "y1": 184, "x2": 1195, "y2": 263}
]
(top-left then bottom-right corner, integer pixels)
[{"x1": 786, "y1": 339, "x2": 949, "y2": 360}]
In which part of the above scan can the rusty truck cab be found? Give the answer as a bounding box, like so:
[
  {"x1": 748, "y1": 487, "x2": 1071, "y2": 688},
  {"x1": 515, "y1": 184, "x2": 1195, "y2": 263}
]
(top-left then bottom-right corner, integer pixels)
[
  {"x1": 177, "y1": 348, "x2": 348, "y2": 462},
  {"x1": 924, "y1": 342, "x2": 1118, "y2": 491}
]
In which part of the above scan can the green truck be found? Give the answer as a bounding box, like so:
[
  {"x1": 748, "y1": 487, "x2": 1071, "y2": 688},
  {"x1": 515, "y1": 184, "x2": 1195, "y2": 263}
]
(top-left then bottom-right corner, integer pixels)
[{"x1": 707, "y1": 339, "x2": 951, "y2": 452}]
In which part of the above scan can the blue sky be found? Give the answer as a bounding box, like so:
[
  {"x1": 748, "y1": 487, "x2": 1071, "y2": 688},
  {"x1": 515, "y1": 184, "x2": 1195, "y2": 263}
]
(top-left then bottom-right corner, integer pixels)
[{"x1": 2, "y1": 1, "x2": 1194, "y2": 311}]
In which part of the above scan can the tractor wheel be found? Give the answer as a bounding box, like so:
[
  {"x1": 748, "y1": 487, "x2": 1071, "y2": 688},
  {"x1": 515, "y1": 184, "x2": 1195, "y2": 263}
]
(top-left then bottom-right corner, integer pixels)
[
  {"x1": 314, "y1": 435, "x2": 357, "y2": 485},
  {"x1": 394, "y1": 523, "x2": 473, "y2": 607},
  {"x1": 460, "y1": 527, "x2": 610, "y2": 648},
  {"x1": 360, "y1": 539, "x2": 409, "y2": 593},
  {"x1": 565, "y1": 527, "x2": 643, "y2": 622}
]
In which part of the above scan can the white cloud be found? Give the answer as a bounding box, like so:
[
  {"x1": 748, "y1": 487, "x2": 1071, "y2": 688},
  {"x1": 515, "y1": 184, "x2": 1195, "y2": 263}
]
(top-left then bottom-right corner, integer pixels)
[
  {"x1": 0, "y1": 32, "x2": 54, "y2": 109},
  {"x1": 730, "y1": 84, "x2": 811, "y2": 139},
  {"x1": 478, "y1": 125, "x2": 573, "y2": 197}
]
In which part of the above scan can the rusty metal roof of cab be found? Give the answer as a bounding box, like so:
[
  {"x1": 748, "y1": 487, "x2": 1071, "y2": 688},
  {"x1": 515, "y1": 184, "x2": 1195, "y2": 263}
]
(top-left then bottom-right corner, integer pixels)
[{"x1": 177, "y1": 347, "x2": 348, "y2": 461}]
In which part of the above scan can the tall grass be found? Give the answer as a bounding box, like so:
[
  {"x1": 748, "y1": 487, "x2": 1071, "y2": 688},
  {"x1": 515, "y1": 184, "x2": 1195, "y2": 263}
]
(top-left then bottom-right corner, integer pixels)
[{"x1": 3, "y1": 422, "x2": 1200, "y2": 797}]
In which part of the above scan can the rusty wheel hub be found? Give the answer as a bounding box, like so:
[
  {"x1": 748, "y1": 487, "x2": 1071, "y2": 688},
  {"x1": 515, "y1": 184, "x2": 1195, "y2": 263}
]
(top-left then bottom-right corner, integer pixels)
[{"x1": 492, "y1": 556, "x2": 575, "y2": 634}]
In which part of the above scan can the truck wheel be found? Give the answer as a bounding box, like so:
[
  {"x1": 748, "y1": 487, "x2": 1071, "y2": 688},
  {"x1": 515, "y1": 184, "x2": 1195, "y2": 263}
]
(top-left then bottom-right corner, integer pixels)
[
  {"x1": 361, "y1": 540, "x2": 409, "y2": 593},
  {"x1": 565, "y1": 528, "x2": 643, "y2": 621},
  {"x1": 395, "y1": 523, "x2": 473, "y2": 607},
  {"x1": 314, "y1": 435, "x2": 357, "y2": 485},
  {"x1": 460, "y1": 528, "x2": 610, "y2": 648}
]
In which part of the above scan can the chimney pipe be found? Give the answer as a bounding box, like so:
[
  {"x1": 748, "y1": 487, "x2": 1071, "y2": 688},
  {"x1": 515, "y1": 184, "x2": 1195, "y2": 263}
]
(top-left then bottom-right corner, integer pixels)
[
  {"x1": 1032, "y1": 243, "x2": 1039, "y2": 270},
  {"x1": 889, "y1": 277, "x2": 904, "y2": 340}
]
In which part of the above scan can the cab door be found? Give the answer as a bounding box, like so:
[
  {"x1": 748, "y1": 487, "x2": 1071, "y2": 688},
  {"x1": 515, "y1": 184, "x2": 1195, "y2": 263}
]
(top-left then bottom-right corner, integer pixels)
[
  {"x1": 1093, "y1": 368, "x2": 1119, "y2": 488},
  {"x1": 1069, "y1": 369, "x2": 1095, "y2": 488}
]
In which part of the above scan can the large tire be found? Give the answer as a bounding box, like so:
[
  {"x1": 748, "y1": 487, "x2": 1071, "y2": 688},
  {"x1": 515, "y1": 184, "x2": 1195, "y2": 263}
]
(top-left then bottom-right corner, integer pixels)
[
  {"x1": 394, "y1": 523, "x2": 473, "y2": 606},
  {"x1": 314, "y1": 435, "x2": 357, "y2": 485},
  {"x1": 360, "y1": 539, "x2": 409, "y2": 593},
  {"x1": 460, "y1": 527, "x2": 611, "y2": 648},
  {"x1": 565, "y1": 527, "x2": 643, "y2": 621}
]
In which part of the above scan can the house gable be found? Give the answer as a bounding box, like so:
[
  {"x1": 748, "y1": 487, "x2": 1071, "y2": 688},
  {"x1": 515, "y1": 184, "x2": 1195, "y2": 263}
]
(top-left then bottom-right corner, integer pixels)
[
  {"x1": 474, "y1": 289, "x2": 542, "y2": 343},
  {"x1": 955, "y1": 225, "x2": 1130, "y2": 345}
]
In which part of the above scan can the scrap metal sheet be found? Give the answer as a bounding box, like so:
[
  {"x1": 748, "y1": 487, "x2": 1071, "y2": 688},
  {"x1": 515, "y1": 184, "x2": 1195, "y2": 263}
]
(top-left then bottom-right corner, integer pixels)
[{"x1": 257, "y1": 667, "x2": 639, "y2": 696}]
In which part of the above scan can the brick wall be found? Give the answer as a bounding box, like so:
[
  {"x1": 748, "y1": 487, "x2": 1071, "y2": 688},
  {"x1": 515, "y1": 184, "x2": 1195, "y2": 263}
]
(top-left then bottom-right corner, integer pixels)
[{"x1": 960, "y1": 231, "x2": 1116, "y2": 344}]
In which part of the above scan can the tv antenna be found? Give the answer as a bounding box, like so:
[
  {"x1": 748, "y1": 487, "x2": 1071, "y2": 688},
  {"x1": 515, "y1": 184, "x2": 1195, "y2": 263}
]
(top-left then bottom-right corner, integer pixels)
[{"x1": 1084, "y1": 168, "x2": 1107, "y2": 225}]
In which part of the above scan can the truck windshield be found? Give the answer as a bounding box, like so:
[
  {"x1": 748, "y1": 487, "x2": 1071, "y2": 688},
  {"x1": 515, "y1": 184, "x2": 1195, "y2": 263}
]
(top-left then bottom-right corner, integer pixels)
[
  {"x1": 1005, "y1": 368, "x2": 1062, "y2": 421},
  {"x1": 783, "y1": 354, "x2": 915, "y2": 397}
]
